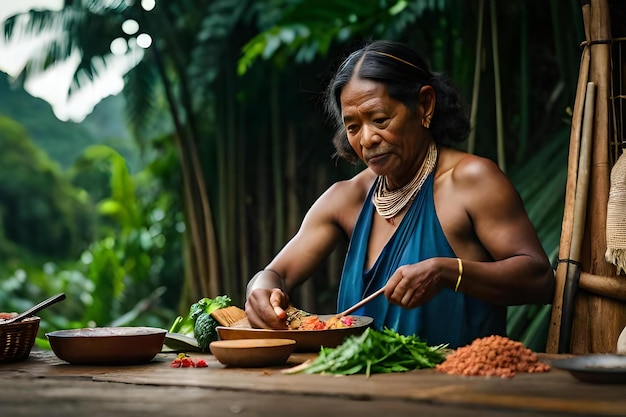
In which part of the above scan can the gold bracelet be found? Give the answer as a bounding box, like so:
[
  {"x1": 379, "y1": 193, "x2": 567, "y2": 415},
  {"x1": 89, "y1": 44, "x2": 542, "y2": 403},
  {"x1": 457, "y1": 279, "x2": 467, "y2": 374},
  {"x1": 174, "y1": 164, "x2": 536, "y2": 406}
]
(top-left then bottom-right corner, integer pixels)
[{"x1": 454, "y1": 258, "x2": 463, "y2": 292}]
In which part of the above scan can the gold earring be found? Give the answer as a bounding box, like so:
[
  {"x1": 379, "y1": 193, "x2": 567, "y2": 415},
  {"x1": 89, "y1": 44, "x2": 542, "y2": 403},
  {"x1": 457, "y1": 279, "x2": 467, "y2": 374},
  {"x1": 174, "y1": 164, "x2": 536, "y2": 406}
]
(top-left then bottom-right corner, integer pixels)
[{"x1": 422, "y1": 114, "x2": 432, "y2": 128}]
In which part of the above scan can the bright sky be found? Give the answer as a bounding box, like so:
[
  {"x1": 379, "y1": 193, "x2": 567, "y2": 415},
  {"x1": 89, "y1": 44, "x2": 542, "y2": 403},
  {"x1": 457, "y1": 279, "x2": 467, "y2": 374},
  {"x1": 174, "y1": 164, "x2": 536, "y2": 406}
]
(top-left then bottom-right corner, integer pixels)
[{"x1": 0, "y1": 0, "x2": 139, "y2": 122}]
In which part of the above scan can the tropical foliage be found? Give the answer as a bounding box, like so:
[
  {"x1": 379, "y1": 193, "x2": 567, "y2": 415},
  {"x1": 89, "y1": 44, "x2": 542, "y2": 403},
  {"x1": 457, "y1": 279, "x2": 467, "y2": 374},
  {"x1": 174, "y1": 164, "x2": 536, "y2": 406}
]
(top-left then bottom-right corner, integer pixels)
[
  {"x1": 0, "y1": 115, "x2": 95, "y2": 260},
  {"x1": 1, "y1": 0, "x2": 586, "y2": 350},
  {"x1": 0, "y1": 117, "x2": 183, "y2": 345}
]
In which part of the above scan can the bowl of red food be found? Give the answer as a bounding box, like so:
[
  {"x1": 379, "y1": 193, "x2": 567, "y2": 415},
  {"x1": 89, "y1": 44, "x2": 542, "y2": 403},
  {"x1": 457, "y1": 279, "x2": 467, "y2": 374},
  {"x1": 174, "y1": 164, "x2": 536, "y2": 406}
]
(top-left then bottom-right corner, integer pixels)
[{"x1": 216, "y1": 314, "x2": 373, "y2": 352}]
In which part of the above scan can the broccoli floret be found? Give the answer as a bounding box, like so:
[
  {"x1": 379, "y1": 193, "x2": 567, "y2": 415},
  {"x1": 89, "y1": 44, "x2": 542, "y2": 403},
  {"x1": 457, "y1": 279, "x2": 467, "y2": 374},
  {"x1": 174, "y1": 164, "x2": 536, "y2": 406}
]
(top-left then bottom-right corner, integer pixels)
[
  {"x1": 190, "y1": 295, "x2": 231, "y2": 321},
  {"x1": 194, "y1": 312, "x2": 220, "y2": 351}
]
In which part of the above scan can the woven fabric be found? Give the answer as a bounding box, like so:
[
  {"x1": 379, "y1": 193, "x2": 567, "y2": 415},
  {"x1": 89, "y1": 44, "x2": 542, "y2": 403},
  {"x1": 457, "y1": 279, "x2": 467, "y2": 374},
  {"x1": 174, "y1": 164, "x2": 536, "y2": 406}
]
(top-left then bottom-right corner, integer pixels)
[{"x1": 605, "y1": 151, "x2": 626, "y2": 275}]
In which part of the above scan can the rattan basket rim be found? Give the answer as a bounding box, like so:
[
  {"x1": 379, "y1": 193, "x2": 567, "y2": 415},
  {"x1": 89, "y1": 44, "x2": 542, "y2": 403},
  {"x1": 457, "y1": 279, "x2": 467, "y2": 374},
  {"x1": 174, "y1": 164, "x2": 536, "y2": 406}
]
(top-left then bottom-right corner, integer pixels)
[{"x1": 0, "y1": 316, "x2": 41, "y2": 362}]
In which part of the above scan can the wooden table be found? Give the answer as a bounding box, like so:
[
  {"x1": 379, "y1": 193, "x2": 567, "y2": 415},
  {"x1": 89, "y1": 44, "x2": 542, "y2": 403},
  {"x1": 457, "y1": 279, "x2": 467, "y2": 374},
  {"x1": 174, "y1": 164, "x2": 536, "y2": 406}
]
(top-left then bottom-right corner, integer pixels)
[{"x1": 1, "y1": 349, "x2": 625, "y2": 417}]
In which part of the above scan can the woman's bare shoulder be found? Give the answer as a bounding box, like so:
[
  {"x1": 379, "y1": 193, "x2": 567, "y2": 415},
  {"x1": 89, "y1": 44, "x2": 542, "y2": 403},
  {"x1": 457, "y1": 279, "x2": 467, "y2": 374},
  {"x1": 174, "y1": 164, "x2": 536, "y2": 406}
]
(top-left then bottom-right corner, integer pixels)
[
  {"x1": 438, "y1": 146, "x2": 493, "y2": 171},
  {"x1": 437, "y1": 147, "x2": 509, "y2": 190},
  {"x1": 324, "y1": 168, "x2": 376, "y2": 200},
  {"x1": 437, "y1": 147, "x2": 523, "y2": 218},
  {"x1": 311, "y1": 168, "x2": 376, "y2": 231}
]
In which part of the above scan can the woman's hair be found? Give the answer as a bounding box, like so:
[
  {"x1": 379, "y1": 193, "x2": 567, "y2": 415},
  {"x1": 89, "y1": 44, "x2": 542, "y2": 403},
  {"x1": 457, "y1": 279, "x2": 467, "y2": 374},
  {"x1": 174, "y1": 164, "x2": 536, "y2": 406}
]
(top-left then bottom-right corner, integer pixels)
[{"x1": 324, "y1": 40, "x2": 471, "y2": 164}]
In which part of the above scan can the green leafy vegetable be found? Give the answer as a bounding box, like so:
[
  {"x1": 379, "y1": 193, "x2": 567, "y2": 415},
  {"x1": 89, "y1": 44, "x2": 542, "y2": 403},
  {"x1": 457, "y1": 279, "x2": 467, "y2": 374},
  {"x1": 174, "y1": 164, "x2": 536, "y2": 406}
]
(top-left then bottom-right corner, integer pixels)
[
  {"x1": 168, "y1": 295, "x2": 232, "y2": 351},
  {"x1": 290, "y1": 327, "x2": 447, "y2": 377},
  {"x1": 168, "y1": 315, "x2": 194, "y2": 336},
  {"x1": 194, "y1": 312, "x2": 220, "y2": 351}
]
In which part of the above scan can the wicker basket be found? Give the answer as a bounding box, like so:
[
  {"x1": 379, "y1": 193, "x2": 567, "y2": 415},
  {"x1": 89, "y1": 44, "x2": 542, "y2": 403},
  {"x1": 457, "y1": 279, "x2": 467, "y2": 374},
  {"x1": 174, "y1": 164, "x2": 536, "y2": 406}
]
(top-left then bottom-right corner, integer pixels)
[{"x1": 0, "y1": 316, "x2": 40, "y2": 362}]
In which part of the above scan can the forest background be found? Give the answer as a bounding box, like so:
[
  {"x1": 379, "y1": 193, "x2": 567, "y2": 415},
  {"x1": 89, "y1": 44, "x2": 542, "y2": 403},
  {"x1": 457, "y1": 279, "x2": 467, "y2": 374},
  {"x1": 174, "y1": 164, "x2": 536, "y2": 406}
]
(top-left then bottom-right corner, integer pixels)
[{"x1": 0, "y1": 0, "x2": 590, "y2": 352}]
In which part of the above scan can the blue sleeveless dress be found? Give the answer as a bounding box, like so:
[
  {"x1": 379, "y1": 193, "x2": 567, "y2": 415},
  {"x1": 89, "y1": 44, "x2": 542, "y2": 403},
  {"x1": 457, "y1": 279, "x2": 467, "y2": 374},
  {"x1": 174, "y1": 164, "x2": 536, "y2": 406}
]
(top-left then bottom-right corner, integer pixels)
[{"x1": 336, "y1": 172, "x2": 506, "y2": 348}]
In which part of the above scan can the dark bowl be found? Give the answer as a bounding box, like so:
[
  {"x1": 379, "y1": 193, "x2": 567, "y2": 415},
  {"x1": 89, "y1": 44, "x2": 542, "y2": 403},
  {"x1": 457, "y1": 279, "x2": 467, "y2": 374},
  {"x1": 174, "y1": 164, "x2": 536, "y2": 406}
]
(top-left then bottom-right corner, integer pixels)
[
  {"x1": 47, "y1": 327, "x2": 167, "y2": 365},
  {"x1": 551, "y1": 354, "x2": 626, "y2": 384}
]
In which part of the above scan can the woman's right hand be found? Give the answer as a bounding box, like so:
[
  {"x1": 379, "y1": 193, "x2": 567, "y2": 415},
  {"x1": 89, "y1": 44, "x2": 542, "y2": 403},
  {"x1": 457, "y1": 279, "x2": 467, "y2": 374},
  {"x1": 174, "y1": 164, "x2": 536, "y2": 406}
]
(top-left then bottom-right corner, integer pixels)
[{"x1": 245, "y1": 287, "x2": 289, "y2": 329}]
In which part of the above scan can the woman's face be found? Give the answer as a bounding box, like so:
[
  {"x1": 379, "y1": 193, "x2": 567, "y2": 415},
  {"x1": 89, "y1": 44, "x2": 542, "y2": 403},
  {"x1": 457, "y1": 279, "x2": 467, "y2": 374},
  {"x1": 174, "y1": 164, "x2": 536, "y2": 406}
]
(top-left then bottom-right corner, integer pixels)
[{"x1": 340, "y1": 76, "x2": 427, "y2": 188}]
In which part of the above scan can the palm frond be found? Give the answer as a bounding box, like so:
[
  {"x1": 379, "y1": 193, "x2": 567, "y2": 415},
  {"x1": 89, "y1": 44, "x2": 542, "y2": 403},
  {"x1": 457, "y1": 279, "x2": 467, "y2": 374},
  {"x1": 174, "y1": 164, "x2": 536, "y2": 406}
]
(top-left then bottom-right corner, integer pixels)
[{"x1": 237, "y1": 0, "x2": 445, "y2": 74}]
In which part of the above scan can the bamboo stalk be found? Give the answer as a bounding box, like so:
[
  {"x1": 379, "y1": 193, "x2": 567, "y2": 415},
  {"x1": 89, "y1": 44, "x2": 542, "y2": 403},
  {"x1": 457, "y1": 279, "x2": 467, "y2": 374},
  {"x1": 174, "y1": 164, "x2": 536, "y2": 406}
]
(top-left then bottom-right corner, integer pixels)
[
  {"x1": 570, "y1": 0, "x2": 623, "y2": 355},
  {"x1": 558, "y1": 82, "x2": 596, "y2": 353},
  {"x1": 570, "y1": 83, "x2": 596, "y2": 264},
  {"x1": 586, "y1": 0, "x2": 612, "y2": 276},
  {"x1": 546, "y1": 0, "x2": 591, "y2": 353},
  {"x1": 579, "y1": 272, "x2": 626, "y2": 302},
  {"x1": 467, "y1": 0, "x2": 485, "y2": 155},
  {"x1": 490, "y1": 0, "x2": 505, "y2": 172}
]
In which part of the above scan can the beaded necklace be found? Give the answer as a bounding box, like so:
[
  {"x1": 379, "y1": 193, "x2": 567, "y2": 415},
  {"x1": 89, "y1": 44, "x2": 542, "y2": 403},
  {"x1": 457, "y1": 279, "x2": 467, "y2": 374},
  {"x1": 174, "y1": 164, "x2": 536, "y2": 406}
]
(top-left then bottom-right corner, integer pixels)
[{"x1": 372, "y1": 142, "x2": 438, "y2": 220}]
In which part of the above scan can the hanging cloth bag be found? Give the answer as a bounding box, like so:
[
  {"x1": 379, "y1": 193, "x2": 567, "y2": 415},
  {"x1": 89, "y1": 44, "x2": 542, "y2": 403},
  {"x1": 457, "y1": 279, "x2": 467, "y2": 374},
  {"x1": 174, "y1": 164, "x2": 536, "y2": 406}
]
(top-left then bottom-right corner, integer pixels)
[{"x1": 605, "y1": 146, "x2": 626, "y2": 275}]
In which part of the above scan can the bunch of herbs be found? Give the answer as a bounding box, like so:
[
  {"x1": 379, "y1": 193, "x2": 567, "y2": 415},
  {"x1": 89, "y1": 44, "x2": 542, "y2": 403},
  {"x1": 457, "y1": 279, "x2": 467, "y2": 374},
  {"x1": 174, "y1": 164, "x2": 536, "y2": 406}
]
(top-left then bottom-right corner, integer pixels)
[{"x1": 293, "y1": 327, "x2": 448, "y2": 377}]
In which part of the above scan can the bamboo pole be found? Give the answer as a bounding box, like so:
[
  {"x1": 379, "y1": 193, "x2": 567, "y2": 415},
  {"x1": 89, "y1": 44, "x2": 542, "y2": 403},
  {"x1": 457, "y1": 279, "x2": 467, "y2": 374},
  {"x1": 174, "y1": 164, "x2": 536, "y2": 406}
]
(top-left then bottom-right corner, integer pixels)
[
  {"x1": 579, "y1": 272, "x2": 626, "y2": 302},
  {"x1": 585, "y1": 0, "x2": 612, "y2": 277},
  {"x1": 558, "y1": 82, "x2": 595, "y2": 353},
  {"x1": 546, "y1": 0, "x2": 591, "y2": 353},
  {"x1": 467, "y1": 0, "x2": 484, "y2": 155},
  {"x1": 570, "y1": 0, "x2": 626, "y2": 354},
  {"x1": 489, "y1": 0, "x2": 505, "y2": 172}
]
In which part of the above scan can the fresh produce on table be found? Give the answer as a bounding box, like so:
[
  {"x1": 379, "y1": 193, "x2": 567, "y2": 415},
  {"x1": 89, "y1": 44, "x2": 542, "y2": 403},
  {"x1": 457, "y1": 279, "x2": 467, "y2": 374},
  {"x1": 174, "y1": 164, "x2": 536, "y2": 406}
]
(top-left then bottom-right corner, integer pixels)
[
  {"x1": 168, "y1": 295, "x2": 232, "y2": 351},
  {"x1": 169, "y1": 353, "x2": 208, "y2": 368},
  {"x1": 435, "y1": 334, "x2": 551, "y2": 378},
  {"x1": 285, "y1": 327, "x2": 447, "y2": 377}
]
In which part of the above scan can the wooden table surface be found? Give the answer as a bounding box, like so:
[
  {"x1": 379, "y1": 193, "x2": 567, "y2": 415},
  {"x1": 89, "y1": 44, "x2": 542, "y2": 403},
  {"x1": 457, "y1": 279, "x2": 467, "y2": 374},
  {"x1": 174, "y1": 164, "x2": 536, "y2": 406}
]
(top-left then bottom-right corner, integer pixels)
[{"x1": 1, "y1": 349, "x2": 625, "y2": 417}]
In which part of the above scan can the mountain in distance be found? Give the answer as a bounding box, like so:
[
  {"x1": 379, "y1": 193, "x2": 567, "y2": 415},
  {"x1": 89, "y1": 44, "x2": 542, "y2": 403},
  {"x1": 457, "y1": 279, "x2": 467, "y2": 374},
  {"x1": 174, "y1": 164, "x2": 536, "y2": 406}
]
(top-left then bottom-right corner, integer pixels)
[{"x1": 0, "y1": 71, "x2": 139, "y2": 171}]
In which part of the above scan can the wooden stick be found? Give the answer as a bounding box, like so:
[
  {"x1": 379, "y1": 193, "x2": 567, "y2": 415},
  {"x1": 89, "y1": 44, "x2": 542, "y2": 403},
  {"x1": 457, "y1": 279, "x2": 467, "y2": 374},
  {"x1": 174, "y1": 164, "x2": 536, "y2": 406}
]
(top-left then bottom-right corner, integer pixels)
[
  {"x1": 558, "y1": 82, "x2": 596, "y2": 353},
  {"x1": 569, "y1": 0, "x2": 622, "y2": 355},
  {"x1": 335, "y1": 287, "x2": 385, "y2": 318},
  {"x1": 570, "y1": 83, "x2": 596, "y2": 264},
  {"x1": 546, "y1": 1, "x2": 591, "y2": 353},
  {"x1": 579, "y1": 272, "x2": 626, "y2": 302},
  {"x1": 586, "y1": 0, "x2": 612, "y2": 275}
]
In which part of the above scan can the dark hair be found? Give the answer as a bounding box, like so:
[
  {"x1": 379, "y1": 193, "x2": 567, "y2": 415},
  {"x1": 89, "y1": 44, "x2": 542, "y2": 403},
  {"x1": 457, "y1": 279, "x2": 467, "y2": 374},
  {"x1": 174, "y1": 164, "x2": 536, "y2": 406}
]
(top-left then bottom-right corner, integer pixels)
[{"x1": 324, "y1": 40, "x2": 470, "y2": 164}]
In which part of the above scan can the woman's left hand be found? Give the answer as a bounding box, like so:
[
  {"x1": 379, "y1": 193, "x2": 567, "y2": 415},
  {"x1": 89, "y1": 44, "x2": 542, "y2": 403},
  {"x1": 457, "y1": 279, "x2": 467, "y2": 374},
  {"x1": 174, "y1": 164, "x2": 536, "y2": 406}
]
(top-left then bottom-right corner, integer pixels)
[{"x1": 384, "y1": 258, "x2": 445, "y2": 309}]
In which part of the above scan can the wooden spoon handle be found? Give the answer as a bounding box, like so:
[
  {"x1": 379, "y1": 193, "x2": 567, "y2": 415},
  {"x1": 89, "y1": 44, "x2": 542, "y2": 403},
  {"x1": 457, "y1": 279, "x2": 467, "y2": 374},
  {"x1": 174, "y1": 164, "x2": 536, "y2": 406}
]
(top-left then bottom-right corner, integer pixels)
[
  {"x1": 2, "y1": 293, "x2": 66, "y2": 325},
  {"x1": 336, "y1": 287, "x2": 385, "y2": 318}
]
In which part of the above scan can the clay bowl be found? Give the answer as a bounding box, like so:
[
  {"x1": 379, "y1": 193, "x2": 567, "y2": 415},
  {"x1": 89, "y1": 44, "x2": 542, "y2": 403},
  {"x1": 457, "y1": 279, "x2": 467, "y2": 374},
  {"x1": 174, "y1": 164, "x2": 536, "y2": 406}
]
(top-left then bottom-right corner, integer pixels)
[
  {"x1": 216, "y1": 314, "x2": 374, "y2": 352},
  {"x1": 47, "y1": 327, "x2": 167, "y2": 365},
  {"x1": 209, "y1": 338, "x2": 296, "y2": 367}
]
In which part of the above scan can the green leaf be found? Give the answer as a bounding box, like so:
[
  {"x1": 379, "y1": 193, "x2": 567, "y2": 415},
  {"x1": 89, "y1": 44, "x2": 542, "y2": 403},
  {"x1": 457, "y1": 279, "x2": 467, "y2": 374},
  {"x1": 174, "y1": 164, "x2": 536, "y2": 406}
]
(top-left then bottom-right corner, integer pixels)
[{"x1": 300, "y1": 328, "x2": 446, "y2": 377}]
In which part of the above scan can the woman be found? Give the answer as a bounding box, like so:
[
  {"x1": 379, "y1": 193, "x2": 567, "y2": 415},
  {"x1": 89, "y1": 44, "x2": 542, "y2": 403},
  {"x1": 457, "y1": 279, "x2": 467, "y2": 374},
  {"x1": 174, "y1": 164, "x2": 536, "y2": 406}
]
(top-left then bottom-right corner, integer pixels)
[{"x1": 245, "y1": 40, "x2": 554, "y2": 348}]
